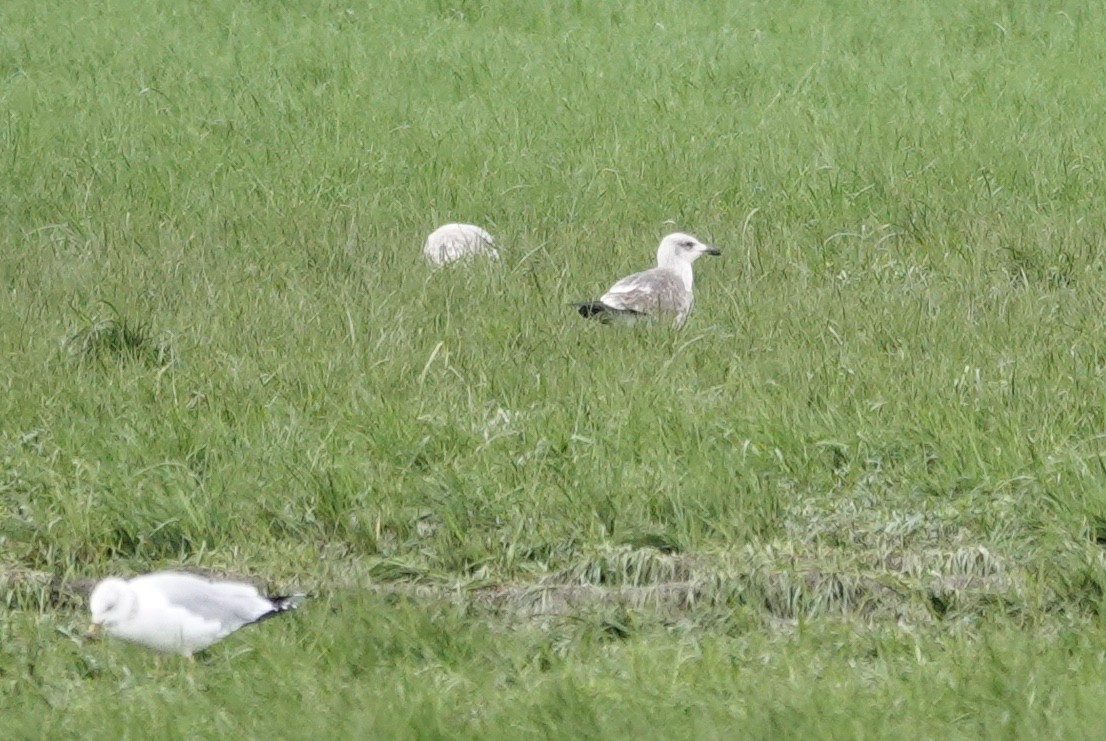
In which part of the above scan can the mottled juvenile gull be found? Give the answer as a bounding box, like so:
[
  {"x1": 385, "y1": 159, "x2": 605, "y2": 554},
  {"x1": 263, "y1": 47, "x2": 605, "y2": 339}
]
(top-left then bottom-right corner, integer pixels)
[
  {"x1": 577, "y1": 232, "x2": 721, "y2": 327},
  {"x1": 88, "y1": 571, "x2": 304, "y2": 656},
  {"x1": 423, "y1": 223, "x2": 499, "y2": 266}
]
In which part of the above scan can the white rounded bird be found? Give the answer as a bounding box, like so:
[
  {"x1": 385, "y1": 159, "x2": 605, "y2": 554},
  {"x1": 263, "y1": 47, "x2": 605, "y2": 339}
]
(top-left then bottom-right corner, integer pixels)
[
  {"x1": 423, "y1": 223, "x2": 499, "y2": 266},
  {"x1": 577, "y1": 232, "x2": 721, "y2": 327},
  {"x1": 88, "y1": 571, "x2": 303, "y2": 656}
]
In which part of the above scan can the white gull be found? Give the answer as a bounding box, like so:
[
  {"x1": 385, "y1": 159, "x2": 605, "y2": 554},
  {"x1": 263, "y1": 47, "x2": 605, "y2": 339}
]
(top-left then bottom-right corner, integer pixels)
[
  {"x1": 88, "y1": 571, "x2": 304, "y2": 656},
  {"x1": 423, "y1": 223, "x2": 499, "y2": 266},
  {"x1": 577, "y1": 232, "x2": 721, "y2": 327}
]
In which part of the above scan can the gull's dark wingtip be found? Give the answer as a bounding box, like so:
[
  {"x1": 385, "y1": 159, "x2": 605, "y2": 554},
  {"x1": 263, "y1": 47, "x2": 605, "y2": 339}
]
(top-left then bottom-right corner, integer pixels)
[
  {"x1": 575, "y1": 302, "x2": 648, "y2": 324},
  {"x1": 576, "y1": 301, "x2": 610, "y2": 319},
  {"x1": 257, "y1": 593, "x2": 307, "y2": 622}
]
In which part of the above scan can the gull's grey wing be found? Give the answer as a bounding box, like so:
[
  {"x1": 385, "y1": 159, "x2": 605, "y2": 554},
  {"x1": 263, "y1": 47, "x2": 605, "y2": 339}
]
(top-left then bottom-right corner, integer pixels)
[
  {"x1": 131, "y1": 572, "x2": 274, "y2": 627},
  {"x1": 600, "y1": 268, "x2": 692, "y2": 321}
]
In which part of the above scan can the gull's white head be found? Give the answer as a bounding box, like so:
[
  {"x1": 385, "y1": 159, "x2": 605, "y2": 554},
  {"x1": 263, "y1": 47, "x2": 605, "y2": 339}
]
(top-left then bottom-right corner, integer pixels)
[
  {"x1": 656, "y1": 232, "x2": 721, "y2": 270},
  {"x1": 89, "y1": 578, "x2": 137, "y2": 632}
]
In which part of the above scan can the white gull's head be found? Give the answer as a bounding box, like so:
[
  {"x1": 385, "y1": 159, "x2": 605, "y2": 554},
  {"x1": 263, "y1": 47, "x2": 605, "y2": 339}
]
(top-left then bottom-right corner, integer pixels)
[
  {"x1": 89, "y1": 577, "x2": 137, "y2": 631},
  {"x1": 655, "y1": 232, "x2": 721, "y2": 270}
]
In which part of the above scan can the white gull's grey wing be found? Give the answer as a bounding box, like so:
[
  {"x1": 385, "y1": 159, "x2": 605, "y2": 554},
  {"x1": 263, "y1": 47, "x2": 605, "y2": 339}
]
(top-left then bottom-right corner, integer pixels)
[
  {"x1": 600, "y1": 268, "x2": 693, "y2": 324},
  {"x1": 129, "y1": 572, "x2": 286, "y2": 629}
]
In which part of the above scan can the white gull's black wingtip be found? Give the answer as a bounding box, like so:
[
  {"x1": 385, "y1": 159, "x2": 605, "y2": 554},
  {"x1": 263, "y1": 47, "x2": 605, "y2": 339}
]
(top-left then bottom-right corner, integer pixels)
[
  {"x1": 576, "y1": 301, "x2": 610, "y2": 319},
  {"x1": 272, "y1": 593, "x2": 307, "y2": 610},
  {"x1": 255, "y1": 593, "x2": 307, "y2": 622},
  {"x1": 576, "y1": 302, "x2": 648, "y2": 324}
]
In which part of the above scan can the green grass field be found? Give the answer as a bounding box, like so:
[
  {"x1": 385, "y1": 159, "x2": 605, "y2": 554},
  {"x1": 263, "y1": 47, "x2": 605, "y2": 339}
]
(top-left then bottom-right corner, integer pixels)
[{"x1": 5, "y1": 0, "x2": 1106, "y2": 736}]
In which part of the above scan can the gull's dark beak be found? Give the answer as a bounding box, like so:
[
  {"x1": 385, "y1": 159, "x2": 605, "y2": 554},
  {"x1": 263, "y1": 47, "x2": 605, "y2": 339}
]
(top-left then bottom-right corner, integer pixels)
[{"x1": 705, "y1": 245, "x2": 721, "y2": 256}]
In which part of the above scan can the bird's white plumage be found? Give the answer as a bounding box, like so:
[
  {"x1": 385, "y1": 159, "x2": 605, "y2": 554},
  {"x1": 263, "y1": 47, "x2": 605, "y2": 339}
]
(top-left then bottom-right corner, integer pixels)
[
  {"x1": 88, "y1": 571, "x2": 300, "y2": 656},
  {"x1": 423, "y1": 223, "x2": 498, "y2": 266},
  {"x1": 583, "y1": 232, "x2": 720, "y2": 327}
]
